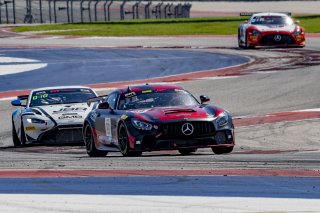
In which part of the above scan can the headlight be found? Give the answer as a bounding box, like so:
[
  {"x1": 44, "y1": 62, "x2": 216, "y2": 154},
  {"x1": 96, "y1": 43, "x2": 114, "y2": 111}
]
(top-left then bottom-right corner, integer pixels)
[
  {"x1": 131, "y1": 118, "x2": 153, "y2": 130},
  {"x1": 216, "y1": 112, "x2": 229, "y2": 127},
  {"x1": 293, "y1": 30, "x2": 301, "y2": 36},
  {"x1": 26, "y1": 118, "x2": 46, "y2": 124},
  {"x1": 251, "y1": 29, "x2": 261, "y2": 36}
]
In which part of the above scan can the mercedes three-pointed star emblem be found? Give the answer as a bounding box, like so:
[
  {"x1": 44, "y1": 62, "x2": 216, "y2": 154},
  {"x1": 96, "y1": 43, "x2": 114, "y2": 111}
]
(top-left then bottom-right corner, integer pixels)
[
  {"x1": 181, "y1": 123, "x2": 194, "y2": 136},
  {"x1": 274, "y1": 34, "x2": 282, "y2": 41}
]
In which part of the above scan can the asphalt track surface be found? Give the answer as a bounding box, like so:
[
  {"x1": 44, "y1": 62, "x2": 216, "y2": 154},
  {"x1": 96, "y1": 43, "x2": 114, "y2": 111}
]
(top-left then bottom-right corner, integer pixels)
[
  {"x1": 1, "y1": 10, "x2": 320, "y2": 213},
  {"x1": 0, "y1": 48, "x2": 248, "y2": 92}
]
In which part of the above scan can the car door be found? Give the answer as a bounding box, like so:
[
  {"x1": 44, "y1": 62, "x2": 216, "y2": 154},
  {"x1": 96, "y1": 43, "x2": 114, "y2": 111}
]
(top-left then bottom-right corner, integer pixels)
[{"x1": 94, "y1": 92, "x2": 121, "y2": 146}]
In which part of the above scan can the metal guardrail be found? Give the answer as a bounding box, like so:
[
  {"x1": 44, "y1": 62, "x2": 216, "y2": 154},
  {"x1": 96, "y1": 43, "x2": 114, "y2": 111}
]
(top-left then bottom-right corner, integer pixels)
[{"x1": 0, "y1": 0, "x2": 192, "y2": 24}]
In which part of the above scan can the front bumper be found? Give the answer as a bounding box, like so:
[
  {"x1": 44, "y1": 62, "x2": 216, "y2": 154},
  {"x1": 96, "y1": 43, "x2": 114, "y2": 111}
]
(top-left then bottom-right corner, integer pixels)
[
  {"x1": 27, "y1": 124, "x2": 84, "y2": 144},
  {"x1": 127, "y1": 120, "x2": 234, "y2": 151},
  {"x1": 136, "y1": 130, "x2": 234, "y2": 151},
  {"x1": 248, "y1": 33, "x2": 305, "y2": 47}
]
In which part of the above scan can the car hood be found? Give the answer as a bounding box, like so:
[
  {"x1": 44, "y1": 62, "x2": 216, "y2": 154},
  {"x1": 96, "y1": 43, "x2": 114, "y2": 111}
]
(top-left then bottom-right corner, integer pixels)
[
  {"x1": 33, "y1": 103, "x2": 91, "y2": 125},
  {"x1": 254, "y1": 24, "x2": 296, "y2": 32},
  {"x1": 131, "y1": 105, "x2": 217, "y2": 121}
]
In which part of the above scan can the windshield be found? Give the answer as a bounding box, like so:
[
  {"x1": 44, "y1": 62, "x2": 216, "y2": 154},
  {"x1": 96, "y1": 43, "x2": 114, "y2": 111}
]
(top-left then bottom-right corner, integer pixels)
[
  {"x1": 118, "y1": 89, "x2": 199, "y2": 110},
  {"x1": 30, "y1": 88, "x2": 96, "y2": 107},
  {"x1": 250, "y1": 16, "x2": 293, "y2": 25}
]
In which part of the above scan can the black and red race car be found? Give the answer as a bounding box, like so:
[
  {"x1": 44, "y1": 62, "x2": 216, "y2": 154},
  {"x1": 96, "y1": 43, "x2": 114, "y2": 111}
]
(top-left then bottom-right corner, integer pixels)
[
  {"x1": 238, "y1": 12, "x2": 305, "y2": 48},
  {"x1": 83, "y1": 84, "x2": 234, "y2": 157}
]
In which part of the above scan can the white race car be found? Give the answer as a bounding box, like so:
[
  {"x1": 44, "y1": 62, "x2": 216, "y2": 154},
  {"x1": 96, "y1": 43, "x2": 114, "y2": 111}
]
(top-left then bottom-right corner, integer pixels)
[{"x1": 11, "y1": 86, "x2": 98, "y2": 146}]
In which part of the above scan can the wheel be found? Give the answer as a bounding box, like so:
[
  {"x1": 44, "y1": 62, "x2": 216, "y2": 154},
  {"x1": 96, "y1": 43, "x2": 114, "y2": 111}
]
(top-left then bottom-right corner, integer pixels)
[
  {"x1": 12, "y1": 120, "x2": 22, "y2": 147},
  {"x1": 20, "y1": 122, "x2": 26, "y2": 146},
  {"x1": 84, "y1": 125, "x2": 107, "y2": 157},
  {"x1": 238, "y1": 29, "x2": 244, "y2": 48},
  {"x1": 211, "y1": 146, "x2": 234, "y2": 154},
  {"x1": 178, "y1": 148, "x2": 197, "y2": 155},
  {"x1": 118, "y1": 123, "x2": 142, "y2": 157}
]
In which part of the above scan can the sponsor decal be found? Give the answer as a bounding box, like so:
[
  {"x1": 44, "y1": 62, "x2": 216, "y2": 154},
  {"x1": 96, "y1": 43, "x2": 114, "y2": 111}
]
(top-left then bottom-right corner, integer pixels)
[
  {"x1": 32, "y1": 93, "x2": 48, "y2": 100},
  {"x1": 121, "y1": 115, "x2": 128, "y2": 120},
  {"x1": 53, "y1": 107, "x2": 87, "y2": 114},
  {"x1": 142, "y1": 90, "x2": 153, "y2": 93},
  {"x1": 105, "y1": 118, "x2": 112, "y2": 137},
  {"x1": 124, "y1": 92, "x2": 136, "y2": 98},
  {"x1": 58, "y1": 115, "x2": 82, "y2": 119},
  {"x1": 90, "y1": 111, "x2": 97, "y2": 120},
  {"x1": 25, "y1": 126, "x2": 36, "y2": 131}
]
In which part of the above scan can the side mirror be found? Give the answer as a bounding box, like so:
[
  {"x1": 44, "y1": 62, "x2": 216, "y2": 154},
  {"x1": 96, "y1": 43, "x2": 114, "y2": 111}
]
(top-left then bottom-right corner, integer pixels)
[
  {"x1": 98, "y1": 102, "x2": 110, "y2": 110},
  {"x1": 11, "y1": 99, "x2": 22, "y2": 106},
  {"x1": 200, "y1": 95, "x2": 210, "y2": 104}
]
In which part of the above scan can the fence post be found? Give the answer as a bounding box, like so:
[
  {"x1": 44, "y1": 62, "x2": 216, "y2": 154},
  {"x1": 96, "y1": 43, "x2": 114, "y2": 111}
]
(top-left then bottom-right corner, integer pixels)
[
  {"x1": 94, "y1": 0, "x2": 100, "y2": 22},
  {"x1": 88, "y1": 0, "x2": 92, "y2": 22},
  {"x1": 80, "y1": 0, "x2": 86, "y2": 23},
  {"x1": 0, "y1": 2, "x2": 2, "y2": 24},
  {"x1": 120, "y1": 0, "x2": 126, "y2": 20},
  {"x1": 66, "y1": 0, "x2": 70, "y2": 23},
  {"x1": 53, "y1": 0, "x2": 57, "y2": 23},
  {"x1": 38, "y1": 0, "x2": 43, "y2": 23},
  {"x1": 144, "y1": 1, "x2": 151, "y2": 19},
  {"x1": 24, "y1": 0, "x2": 33, "y2": 23},
  {"x1": 12, "y1": 0, "x2": 15, "y2": 23},
  {"x1": 70, "y1": 0, "x2": 74, "y2": 23}
]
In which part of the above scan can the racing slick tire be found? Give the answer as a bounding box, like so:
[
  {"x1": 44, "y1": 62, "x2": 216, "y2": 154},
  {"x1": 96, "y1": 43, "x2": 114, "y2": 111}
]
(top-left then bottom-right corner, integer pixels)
[
  {"x1": 118, "y1": 123, "x2": 142, "y2": 157},
  {"x1": 84, "y1": 124, "x2": 107, "y2": 157},
  {"x1": 20, "y1": 122, "x2": 26, "y2": 146},
  {"x1": 178, "y1": 148, "x2": 197, "y2": 155},
  {"x1": 211, "y1": 146, "x2": 234, "y2": 154},
  {"x1": 238, "y1": 29, "x2": 244, "y2": 49},
  {"x1": 244, "y1": 32, "x2": 255, "y2": 49},
  {"x1": 12, "y1": 120, "x2": 22, "y2": 147}
]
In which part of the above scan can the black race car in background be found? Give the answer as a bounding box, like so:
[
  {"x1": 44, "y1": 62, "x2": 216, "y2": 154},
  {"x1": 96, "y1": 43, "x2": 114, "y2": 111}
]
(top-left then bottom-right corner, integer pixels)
[{"x1": 83, "y1": 84, "x2": 235, "y2": 157}]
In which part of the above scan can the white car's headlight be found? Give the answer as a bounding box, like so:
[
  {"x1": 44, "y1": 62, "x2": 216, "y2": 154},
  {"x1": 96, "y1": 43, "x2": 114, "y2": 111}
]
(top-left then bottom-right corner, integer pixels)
[
  {"x1": 27, "y1": 118, "x2": 46, "y2": 124},
  {"x1": 131, "y1": 118, "x2": 152, "y2": 130},
  {"x1": 216, "y1": 112, "x2": 229, "y2": 127}
]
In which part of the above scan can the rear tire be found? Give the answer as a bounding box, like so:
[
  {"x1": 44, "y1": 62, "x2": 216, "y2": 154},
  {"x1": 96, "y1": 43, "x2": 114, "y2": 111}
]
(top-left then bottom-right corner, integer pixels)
[
  {"x1": 12, "y1": 120, "x2": 21, "y2": 147},
  {"x1": 178, "y1": 148, "x2": 197, "y2": 155},
  {"x1": 212, "y1": 146, "x2": 234, "y2": 154},
  {"x1": 84, "y1": 125, "x2": 107, "y2": 157}
]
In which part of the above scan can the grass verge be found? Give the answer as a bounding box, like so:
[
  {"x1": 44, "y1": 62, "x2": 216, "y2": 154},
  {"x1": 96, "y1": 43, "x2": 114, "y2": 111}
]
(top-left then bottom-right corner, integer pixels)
[{"x1": 12, "y1": 15, "x2": 320, "y2": 36}]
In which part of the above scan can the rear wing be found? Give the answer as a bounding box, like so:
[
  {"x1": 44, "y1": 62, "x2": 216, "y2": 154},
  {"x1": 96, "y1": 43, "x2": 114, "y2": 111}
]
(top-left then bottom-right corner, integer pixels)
[
  {"x1": 87, "y1": 95, "x2": 108, "y2": 106},
  {"x1": 239, "y1": 12, "x2": 292, "y2": 17},
  {"x1": 17, "y1": 95, "x2": 29, "y2": 100}
]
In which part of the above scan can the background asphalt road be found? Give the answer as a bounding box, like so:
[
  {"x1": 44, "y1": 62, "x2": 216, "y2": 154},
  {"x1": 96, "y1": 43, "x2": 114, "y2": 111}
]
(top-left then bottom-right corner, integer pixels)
[{"x1": 0, "y1": 48, "x2": 248, "y2": 91}]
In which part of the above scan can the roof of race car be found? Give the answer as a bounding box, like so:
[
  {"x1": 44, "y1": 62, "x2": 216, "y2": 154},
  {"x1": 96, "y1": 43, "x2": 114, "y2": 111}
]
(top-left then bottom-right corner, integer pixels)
[
  {"x1": 117, "y1": 84, "x2": 183, "y2": 94},
  {"x1": 251, "y1": 12, "x2": 289, "y2": 17},
  {"x1": 30, "y1": 85, "x2": 92, "y2": 93}
]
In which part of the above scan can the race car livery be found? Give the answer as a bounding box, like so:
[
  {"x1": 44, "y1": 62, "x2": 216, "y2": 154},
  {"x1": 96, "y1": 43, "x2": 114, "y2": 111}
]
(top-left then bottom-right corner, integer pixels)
[
  {"x1": 11, "y1": 86, "x2": 97, "y2": 146},
  {"x1": 83, "y1": 84, "x2": 235, "y2": 157},
  {"x1": 238, "y1": 12, "x2": 305, "y2": 48}
]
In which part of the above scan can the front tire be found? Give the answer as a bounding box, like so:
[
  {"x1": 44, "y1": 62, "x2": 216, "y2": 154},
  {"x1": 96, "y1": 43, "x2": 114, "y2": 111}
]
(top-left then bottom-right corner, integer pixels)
[
  {"x1": 212, "y1": 146, "x2": 234, "y2": 154},
  {"x1": 12, "y1": 120, "x2": 21, "y2": 147},
  {"x1": 20, "y1": 123, "x2": 26, "y2": 146},
  {"x1": 84, "y1": 125, "x2": 107, "y2": 157},
  {"x1": 118, "y1": 123, "x2": 142, "y2": 157}
]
